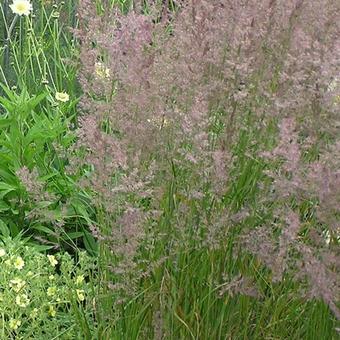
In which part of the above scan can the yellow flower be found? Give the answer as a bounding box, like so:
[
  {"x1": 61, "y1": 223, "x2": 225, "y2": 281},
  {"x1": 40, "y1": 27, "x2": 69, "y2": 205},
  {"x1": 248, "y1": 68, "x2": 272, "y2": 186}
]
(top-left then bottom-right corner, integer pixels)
[
  {"x1": 0, "y1": 248, "x2": 6, "y2": 257},
  {"x1": 16, "y1": 294, "x2": 30, "y2": 308},
  {"x1": 30, "y1": 308, "x2": 38, "y2": 319},
  {"x1": 49, "y1": 274, "x2": 55, "y2": 281},
  {"x1": 75, "y1": 275, "x2": 84, "y2": 285},
  {"x1": 95, "y1": 62, "x2": 110, "y2": 79},
  {"x1": 9, "y1": 318, "x2": 21, "y2": 330},
  {"x1": 48, "y1": 305, "x2": 56, "y2": 317},
  {"x1": 9, "y1": 0, "x2": 33, "y2": 16},
  {"x1": 147, "y1": 116, "x2": 169, "y2": 130},
  {"x1": 10, "y1": 278, "x2": 26, "y2": 292},
  {"x1": 76, "y1": 289, "x2": 85, "y2": 302},
  {"x1": 14, "y1": 256, "x2": 25, "y2": 270},
  {"x1": 55, "y1": 92, "x2": 70, "y2": 102},
  {"x1": 47, "y1": 254, "x2": 58, "y2": 267},
  {"x1": 47, "y1": 286, "x2": 57, "y2": 297}
]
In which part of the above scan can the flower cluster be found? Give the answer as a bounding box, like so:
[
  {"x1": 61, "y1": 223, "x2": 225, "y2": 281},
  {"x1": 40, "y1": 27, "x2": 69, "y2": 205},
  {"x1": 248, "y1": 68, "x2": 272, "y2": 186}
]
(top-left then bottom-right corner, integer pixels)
[{"x1": 0, "y1": 239, "x2": 95, "y2": 337}]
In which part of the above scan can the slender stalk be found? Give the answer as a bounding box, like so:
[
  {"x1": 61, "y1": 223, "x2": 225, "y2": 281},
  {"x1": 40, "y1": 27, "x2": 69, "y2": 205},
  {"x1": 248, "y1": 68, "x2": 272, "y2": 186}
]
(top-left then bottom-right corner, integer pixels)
[{"x1": 3, "y1": 14, "x2": 18, "y2": 85}]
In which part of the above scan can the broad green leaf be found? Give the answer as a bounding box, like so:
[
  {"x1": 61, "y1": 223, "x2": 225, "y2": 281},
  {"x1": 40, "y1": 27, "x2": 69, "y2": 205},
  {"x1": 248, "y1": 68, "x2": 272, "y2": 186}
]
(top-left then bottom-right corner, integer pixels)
[
  {"x1": 0, "y1": 182, "x2": 17, "y2": 199},
  {"x1": 83, "y1": 229, "x2": 98, "y2": 255},
  {"x1": 31, "y1": 225, "x2": 55, "y2": 235},
  {"x1": 27, "y1": 92, "x2": 47, "y2": 110},
  {"x1": 65, "y1": 231, "x2": 84, "y2": 240}
]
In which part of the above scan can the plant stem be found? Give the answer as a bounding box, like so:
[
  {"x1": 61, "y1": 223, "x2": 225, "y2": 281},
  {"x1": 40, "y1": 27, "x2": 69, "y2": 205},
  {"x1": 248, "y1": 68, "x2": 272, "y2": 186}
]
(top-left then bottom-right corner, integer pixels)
[{"x1": 3, "y1": 14, "x2": 19, "y2": 85}]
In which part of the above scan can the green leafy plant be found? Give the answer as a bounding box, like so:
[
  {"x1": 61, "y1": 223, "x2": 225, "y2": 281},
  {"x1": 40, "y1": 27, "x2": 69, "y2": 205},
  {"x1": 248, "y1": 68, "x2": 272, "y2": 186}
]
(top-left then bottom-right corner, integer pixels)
[
  {"x1": 0, "y1": 236, "x2": 96, "y2": 339},
  {"x1": 0, "y1": 85, "x2": 97, "y2": 253}
]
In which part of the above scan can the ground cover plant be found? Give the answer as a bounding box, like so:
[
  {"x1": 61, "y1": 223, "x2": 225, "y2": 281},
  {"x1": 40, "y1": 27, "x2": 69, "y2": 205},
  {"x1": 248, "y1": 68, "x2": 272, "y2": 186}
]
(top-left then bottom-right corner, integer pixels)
[
  {"x1": 0, "y1": 235, "x2": 96, "y2": 339},
  {"x1": 0, "y1": 0, "x2": 339, "y2": 339}
]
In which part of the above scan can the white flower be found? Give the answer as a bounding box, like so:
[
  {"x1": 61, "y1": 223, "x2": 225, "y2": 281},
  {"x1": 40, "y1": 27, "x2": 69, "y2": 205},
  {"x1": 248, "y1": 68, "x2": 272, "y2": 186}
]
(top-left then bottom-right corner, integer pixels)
[
  {"x1": 76, "y1": 289, "x2": 85, "y2": 302},
  {"x1": 47, "y1": 254, "x2": 58, "y2": 267},
  {"x1": 30, "y1": 308, "x2": 38, "y2": 319},
  {"x1": 0, "y1": 248, "x2": 6, "y2": 257},
  {"x1": 55, "y1": 91, "x2": 69, "y2": 102},
  {"x1": 95, "y1": 62, "x2": 110, "y2": 79},
  {"x1": 10, "y1": 277, "x2": 26, "y2": 292},
  {"x1": 9, "y1": 0, "x2": 33, "y2": 16},
  {"x1": 48, "y1": 305, "x2": 56, "y2": 317},
  {"x1": 16, "y1": 294, "x2": 30, "y2": 308},
  {"x1": 9, "y1": 318, "x2": 21, "y2": 330},
  {"x1": 14, "y1": 256, "x2": 25, "y2": 270},
  {"x1": 75, "y1": 275, "x2": 84, "y2": 285},
  {"x1": 47, "y1": 286, "x2": 57, "y2": 297}
]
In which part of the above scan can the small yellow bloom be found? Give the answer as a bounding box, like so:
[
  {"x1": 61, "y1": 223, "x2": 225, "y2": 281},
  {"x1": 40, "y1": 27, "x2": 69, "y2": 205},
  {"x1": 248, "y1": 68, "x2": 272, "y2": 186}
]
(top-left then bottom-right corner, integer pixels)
[
  {"x1": 76, "y1": 289, "x2": 85, "y2": 302},
  {"x1": 9, "y1": 0, "x2": 33, "y2": 16},
  {"x1": 49, "y1": 274, "x2": 55, "y2": 281},
  {"x1": 75, "y1": 275, "x2": 84, "y2": 285},
  {"x1": 47, "y1": 286, "x2": 57, "y2": 297},
  {"x1": 48, "y1": 305, "x2": 56, "y2": 317},
  {"x1": 9, "y1": 318, "x2": 21, "y2": 330},
  {"x1": 47, "y1": 254, "x2": 58, "y2": 267},
  {"x1": 10, "y1": 278, "x2": 26, "y2": 292},
  {"x1": 16, "y1": 294, "x2": 30, "y2": 308},
  {"x1": 55, "y1": 92, "x2": 69, "y2": 102},
  {"x1": 0, "y1": 248, "x2": 6, "y2": 257},
  {"x1": 147, "y1": 116, "x2": 169, "y2": 130},
  {"x1": 14, "y1": 256, "x2": 25, "y2": 270},
  {"x1": 95, "y1": 62, "x2": 110, "y2": 79},
  {"x1": 30, "y1": 308, "x2": 38, "y2": 319}
]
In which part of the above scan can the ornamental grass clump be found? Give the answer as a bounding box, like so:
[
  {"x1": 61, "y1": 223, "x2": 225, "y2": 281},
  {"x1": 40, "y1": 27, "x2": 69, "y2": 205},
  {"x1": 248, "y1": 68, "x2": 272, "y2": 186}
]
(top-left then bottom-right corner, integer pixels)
[{"x1": 72, "y1": 0, "x2": 339, "y2": 332}]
